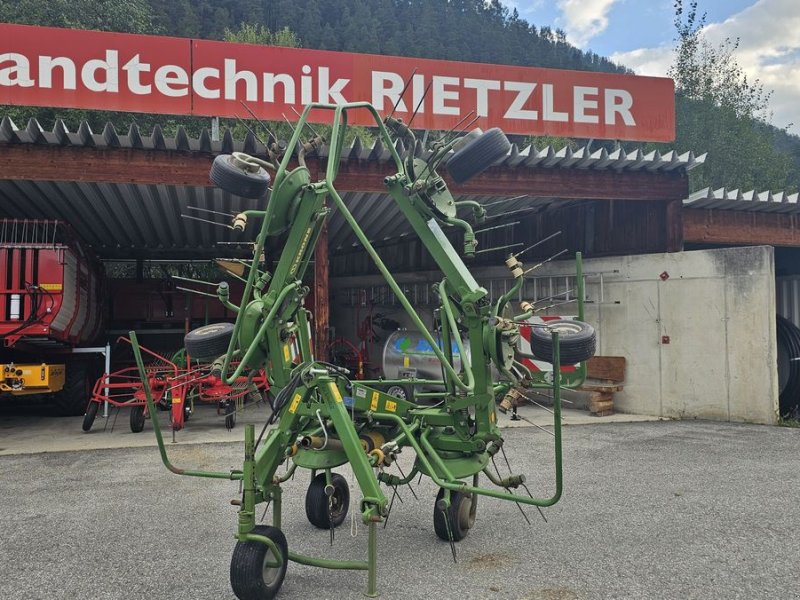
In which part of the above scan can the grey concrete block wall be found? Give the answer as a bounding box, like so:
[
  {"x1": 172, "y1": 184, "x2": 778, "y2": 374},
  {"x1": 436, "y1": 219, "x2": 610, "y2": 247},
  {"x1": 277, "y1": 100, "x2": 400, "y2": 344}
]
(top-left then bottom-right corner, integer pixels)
[{"x1": 329, "y1": 246, "x2": 779, "y2": 424}]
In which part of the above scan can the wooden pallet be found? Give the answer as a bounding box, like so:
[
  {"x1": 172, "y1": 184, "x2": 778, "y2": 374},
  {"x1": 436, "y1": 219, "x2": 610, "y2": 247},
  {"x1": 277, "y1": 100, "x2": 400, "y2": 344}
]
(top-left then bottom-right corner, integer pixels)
[{"x1": 580, "y1": 356, "x2": 625, "y2": 416}]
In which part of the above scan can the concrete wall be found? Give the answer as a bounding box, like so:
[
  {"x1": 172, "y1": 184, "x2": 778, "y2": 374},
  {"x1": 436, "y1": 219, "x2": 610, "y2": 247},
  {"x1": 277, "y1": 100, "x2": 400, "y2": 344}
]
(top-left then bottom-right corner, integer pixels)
[{"x1": 330, "y1": 246, "x2": 779, "y2": 424}]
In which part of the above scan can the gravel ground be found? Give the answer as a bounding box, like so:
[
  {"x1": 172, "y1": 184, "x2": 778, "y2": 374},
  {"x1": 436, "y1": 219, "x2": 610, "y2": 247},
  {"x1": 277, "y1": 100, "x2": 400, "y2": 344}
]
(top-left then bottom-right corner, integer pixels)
[{"x1": 0, "y1": 420, "x2": 797, "y2": 600}]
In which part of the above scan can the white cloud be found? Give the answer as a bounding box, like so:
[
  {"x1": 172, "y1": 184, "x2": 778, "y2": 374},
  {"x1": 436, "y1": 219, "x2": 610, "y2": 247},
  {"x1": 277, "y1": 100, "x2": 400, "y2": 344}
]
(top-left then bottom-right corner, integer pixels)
[
  {"x1": 612, "y1": 0, "x2": 800, "y2": 132},
  {"x1": 556, "y1": 0, "x2": 619, "y2": 48}
]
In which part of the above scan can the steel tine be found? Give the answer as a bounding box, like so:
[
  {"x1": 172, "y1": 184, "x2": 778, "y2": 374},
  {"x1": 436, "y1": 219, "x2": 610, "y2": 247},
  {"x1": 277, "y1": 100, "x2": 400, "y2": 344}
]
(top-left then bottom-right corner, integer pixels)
[
  {"x1": 480, "y1": 194, "x2": 529, "y2": 209},
  {"x1": 387, "y1": 67, "x2": 418, "y2": 120},
  {"x1": 517, "y1": 414, "x2": 556, "y2": 437},
  {"x1": 523, "y1": 248, "x2": 570, "y2": 275},
  {"x1": 174, "y1": 286, "x2": 218, "y2": 299},
  {"x1": 474, "y1": 242, "x2": 523, "y2": 255},
  {"x1": 172, "y1": 275, "x2": 217, "y2": 287},
  {"x1": 383, "y1": 486, "x2": 399, "y2": 529},
  {"x1": 407, "y1": 80, "x2": 433, "y2": 128},
  {"x1": 180, "y1": 214, "x2": 234, "y2": 230},
  {"x1": 186, "y1": 206, "x2": 236, "y2": 218},
  {"x1": 511, "y1": 231, "x2": 563, "y2": 259},
  {"x1": 499, "y1": 444, "x2": 513, "y2": 473},
  {"x1": 240, "y1": 101, "x2": 278, "y2": 142},
  {"x1": 395, "y1": 463, "x2": 418, "y2": 500},
  {"x1": 473, "y1": 221, "x2": 519, "y2": 235},
  {"x1": 234, "y1": 114, "x2": 269, "y2": 149},
  {"x1": 290, "y1": 106, "x2": 322, "y2": 139}
]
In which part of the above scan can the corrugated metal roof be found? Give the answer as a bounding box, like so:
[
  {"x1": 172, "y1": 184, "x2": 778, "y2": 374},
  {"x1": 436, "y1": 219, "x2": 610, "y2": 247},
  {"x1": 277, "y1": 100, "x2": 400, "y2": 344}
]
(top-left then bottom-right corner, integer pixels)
[
  {"x1": 1, "y1": 116, "x2": 705, "y2": 258},
  {"x1": 684, "y1": 187, "x2": 800, "y2": 213}
]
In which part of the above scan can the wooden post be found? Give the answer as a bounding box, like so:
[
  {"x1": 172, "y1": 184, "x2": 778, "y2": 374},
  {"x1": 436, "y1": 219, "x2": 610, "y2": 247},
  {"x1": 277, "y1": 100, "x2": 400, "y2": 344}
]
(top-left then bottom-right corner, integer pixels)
[
  {"x1": 665, "y1": 197, "x2": 684, "y2": 252},
  {"x1": 313, "y1": 222, "x2": 330, "y2": 362}
]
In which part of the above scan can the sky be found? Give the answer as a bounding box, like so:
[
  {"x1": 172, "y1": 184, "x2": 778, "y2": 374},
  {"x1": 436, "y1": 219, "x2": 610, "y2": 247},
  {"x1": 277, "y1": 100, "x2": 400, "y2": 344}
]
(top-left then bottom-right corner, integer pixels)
[{"x1": 502, "y1": 0, "x2": 800, "y2": 134}]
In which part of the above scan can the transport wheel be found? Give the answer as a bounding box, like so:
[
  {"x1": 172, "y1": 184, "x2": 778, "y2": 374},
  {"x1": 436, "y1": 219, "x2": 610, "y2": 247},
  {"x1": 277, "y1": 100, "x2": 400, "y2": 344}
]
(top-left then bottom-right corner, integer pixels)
[
  {"x1": 82, "y1": 401, "x2": 99, "y2": 432},
  {"x1": 53, "y1": 359, "x2": 100, "y2": 416},
  {"x1": 530, "y1": 319, "x2": 596, "y2": 365},
  {"x1": 210, "y1": 153, "x2": 271, "y2": 199},
  {"x1": 130, "y1": 405, "x2": 146, "y2": 433},
  {"x1": 230, "y1": 525, "x2": 288, "y2": 600},
  {"x1": 305, "y1": 472, "x2": 350, "y2": 529},
  {"x1": 184, "y1": 322, "x2": 234, "y2": 362},
  {"x1": 385, "y1": 383, "x2": 413, "y2": 403},
  {"x1": 225, "y1": 400, "x2": 236, "y2": 430},
  {"x1": 433, "y1": 488, "x2": 476, "y2": 542},
  {"x1": 446, "y1": 128, "x2": 511, "y2": 184}
]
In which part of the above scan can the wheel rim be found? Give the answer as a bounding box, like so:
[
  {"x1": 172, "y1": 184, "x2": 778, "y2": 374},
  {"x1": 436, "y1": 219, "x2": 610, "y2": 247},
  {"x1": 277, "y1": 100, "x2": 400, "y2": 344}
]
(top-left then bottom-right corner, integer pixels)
[
  {"x1": 261, "y1": 547, "x2": 282, "y2": 585},
  {"x1": 546, "y1": 321, "x2": 583, "y2": 337},
  {"x1": 456, "y1": 495, "x2": 473, "y2": 531},
  {"x1": 387, "y1": 385, "x2": 407, "y2": 400},
  {"x1": 330, "y1": 488, "x2": 346, "y2": 520}
]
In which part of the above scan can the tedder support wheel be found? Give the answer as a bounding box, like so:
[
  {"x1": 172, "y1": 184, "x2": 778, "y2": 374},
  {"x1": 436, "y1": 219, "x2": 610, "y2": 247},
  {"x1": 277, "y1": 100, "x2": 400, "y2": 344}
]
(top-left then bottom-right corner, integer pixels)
[
  {"x1": 184, "y1": 322, "x2": 235, "y2": 362},
  {"x1": 445, "y1": 127, "x2": 511, "y2": 185},
  {"x1": 225, "y1": 400, "x2": 236, "y2": 430},
  {"x1": 433, "y1": 488, "x2": 476, "y2": 542},
  {"x1": 210, "y1": 153, "x2": 271, "y2": 199},
  {"x1": 530, "y1": 319, "x2": 597, "y2": 365},
  {"x1": 82, "y1": 401, "x2": 99, "y2": 432},
  {"x1": 230, "y1": 525, "x2": 288, "y2": 600},
  {"x1": 305, "y1": 472, "x2": 350, "y2": 529},
  {"x1": 130, "y1": 405, "x2": 146, "y2": 433}
]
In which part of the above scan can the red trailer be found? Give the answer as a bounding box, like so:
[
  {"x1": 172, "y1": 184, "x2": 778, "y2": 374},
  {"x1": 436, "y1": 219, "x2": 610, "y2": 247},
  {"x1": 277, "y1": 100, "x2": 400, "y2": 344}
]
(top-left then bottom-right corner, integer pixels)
[{"x1": 0, "y1": 219, "x2": 105, "y2": 415}]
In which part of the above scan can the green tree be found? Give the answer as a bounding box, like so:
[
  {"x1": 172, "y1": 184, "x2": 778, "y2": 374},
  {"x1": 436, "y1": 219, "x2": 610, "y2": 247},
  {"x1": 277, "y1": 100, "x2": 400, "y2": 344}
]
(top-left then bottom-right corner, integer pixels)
[{"x1": 667, "y1": 0, "x2": 794, "y2": 192}]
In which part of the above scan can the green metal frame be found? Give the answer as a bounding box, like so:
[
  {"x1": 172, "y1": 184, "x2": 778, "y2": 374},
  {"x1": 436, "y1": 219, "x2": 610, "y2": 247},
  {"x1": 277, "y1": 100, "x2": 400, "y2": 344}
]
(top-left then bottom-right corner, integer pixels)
[{"x1": 130, "y1": 101, "x2": 584, "y2": 598}]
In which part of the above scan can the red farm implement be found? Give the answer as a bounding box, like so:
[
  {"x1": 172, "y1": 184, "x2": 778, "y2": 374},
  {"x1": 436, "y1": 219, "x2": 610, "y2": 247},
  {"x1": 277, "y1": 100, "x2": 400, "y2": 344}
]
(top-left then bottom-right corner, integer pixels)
[{"x1": 82, "y1": 337, "x2": 268, "y2": 433}]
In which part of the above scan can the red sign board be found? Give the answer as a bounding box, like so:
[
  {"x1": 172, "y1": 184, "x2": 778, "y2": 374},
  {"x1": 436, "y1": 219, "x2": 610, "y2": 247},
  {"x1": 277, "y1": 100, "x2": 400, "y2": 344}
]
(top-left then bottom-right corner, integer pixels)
[{"x1": 0, "y1": 23, "x2": 675, "y2": 142}]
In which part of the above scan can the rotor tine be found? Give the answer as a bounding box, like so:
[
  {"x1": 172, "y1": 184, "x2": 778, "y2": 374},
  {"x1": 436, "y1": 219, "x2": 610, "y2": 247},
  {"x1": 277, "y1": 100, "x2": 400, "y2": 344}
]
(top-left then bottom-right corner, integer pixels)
[
  {"x1": 180, "y1": 214, "x2": 234, "y2": 230},
  {"x1": 387, "y1": 68, "x2": 418, "y2": 120},
  {"x1": 474, "y1": 242, "x2": 523, "y2": 255},
  {"x1": 396, "y1": 463, "x2": 418, "y2": 500},
  {"x1": 508, "y1": 487, "x2": 532, "y2": 526},
  {"x1": 233, "y1": 113, "x2": 269, "y2": 149},
  {"x1": 186, "y1": 205, "x2": 236, "y2": 218},
  {"x1": 260, "y1": 499, "x2": 272, "y2": 523},
  {"x1": 240, "y1": 101, "x2": 278, "y2": 142},
  {"x1": 407, "y1": 80, "x2": 433, "y2": 128},
  {"x1": 473, "y1": 221, "x2": 519, "y2": 235},
  {"x1": 517, "y1": 414, "x2": 556, "y2": 437},
  {"x1": 290, "y1": 106, "x2": 322, "y2": 139},
  {"x1": 511, "y1": 231, "x2": 563, "y2": 260},
  {"x1": 499, "y1": 444, "x2": 513, "y2": 473},
  {"x1": 442, "y1": 509, "x2": 458, "y2": 563},
  {"x1": 383, "y1": 486, "x2": 399, "y2": 529}
]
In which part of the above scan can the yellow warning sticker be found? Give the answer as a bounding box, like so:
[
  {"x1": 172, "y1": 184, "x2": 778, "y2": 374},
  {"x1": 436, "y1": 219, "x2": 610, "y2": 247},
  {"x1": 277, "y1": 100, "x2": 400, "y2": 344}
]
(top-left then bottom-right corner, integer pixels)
[
  {"x1": 489, "y1": 410, "x2": 496, "y2": 423},
  {"x1": 329, "y1": 382, "x2": 343, "y2": 403},
  {"x1": 403, "y1": 355, "x2": 410, "y2": 368},
  {"x1": 370, "y1": 391, "x2": 379, "y2": 411},
  {"x1": 283, "y1": 344, "x2": 291, "y2": 362},
  {"x1": 288, "y1": 393, "x2": 302, "y2": 414},
  {"x1": 385, "y1": 400, "x2": 397, "y2": 413},
  {"x1": 39, "y1": 283, "x2": 63, "y2": 291},
  {"x1": 171, "y1": 395, "x2": 180, "y2": 404}
]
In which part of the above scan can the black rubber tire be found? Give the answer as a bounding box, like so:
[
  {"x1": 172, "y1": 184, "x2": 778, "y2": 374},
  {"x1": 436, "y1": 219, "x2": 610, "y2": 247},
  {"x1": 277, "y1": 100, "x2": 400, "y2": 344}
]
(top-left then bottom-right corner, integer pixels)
[
  {"x1": 446, "y1": 128, "x2": 511, "y2": 184},
  {"x1": 433, "y1": 488, "x2": 476, "y2": 542},
  {"x1": 530, "y1": 319, "x2": 597, "y2": 365},
  {"x1": 53, "y1": 359, "x2": 99, "y2": 416},
  {"x1": 777, "y1": 316, "x2": 800, "y2": 416},
  {"x1": 210, "y1": 154, "x2": 271, "y2": 199},
  {"x1": 184, "y1": 322, "x2": 235, "y2": 362},
  {"x1": 82, "y1": 401, "x2": 99, "y2": 432},
  {"x1": 130, "y1": 405, "x2": 146, "y2": 433},
  {"x1": 230, "y1": 525, "x2": 288, "y2": 600},
  {"x1": 305, "y1": 472, "x2": 350, "y2": 529},
  {"x1": 225, "y1": 400, "x2": 236, "y2": 430}
]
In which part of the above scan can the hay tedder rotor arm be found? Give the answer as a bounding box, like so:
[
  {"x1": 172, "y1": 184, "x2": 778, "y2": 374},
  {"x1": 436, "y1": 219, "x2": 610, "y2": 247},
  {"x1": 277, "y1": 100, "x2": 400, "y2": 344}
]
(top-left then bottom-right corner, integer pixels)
[{"x1": 130, "y1": 100, "x2": 595, "y2": 600}]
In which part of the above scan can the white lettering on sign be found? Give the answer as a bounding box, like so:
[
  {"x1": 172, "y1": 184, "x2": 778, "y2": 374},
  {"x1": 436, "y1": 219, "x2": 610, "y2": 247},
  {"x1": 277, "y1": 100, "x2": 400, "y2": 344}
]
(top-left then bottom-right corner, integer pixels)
[
  {"x1": 81, "y1": 50, "x2": 118, "y2": 93},
  {"x1": 0, "y1": 28, "x2": 647, "y2": 136},
  {"x1": 40, "y1": 56, "x2": 77, "y2": 90},
  {"x1": 0, "y1": 53, "x2": 35, "y2": 87}
]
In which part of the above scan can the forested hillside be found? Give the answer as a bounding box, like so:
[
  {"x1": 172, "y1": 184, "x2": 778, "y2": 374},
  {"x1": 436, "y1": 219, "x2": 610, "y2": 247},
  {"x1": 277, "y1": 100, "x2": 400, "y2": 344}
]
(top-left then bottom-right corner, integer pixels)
[{"x1": 1, "y1": 0, "x2": 798, "y2": 193}]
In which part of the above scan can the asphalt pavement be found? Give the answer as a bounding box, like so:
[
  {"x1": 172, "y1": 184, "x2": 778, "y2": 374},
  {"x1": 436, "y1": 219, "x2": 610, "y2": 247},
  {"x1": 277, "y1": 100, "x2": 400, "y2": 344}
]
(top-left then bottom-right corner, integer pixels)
[{"x1": 0, "y1": 419, "x2": 797, "y2": 600}]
